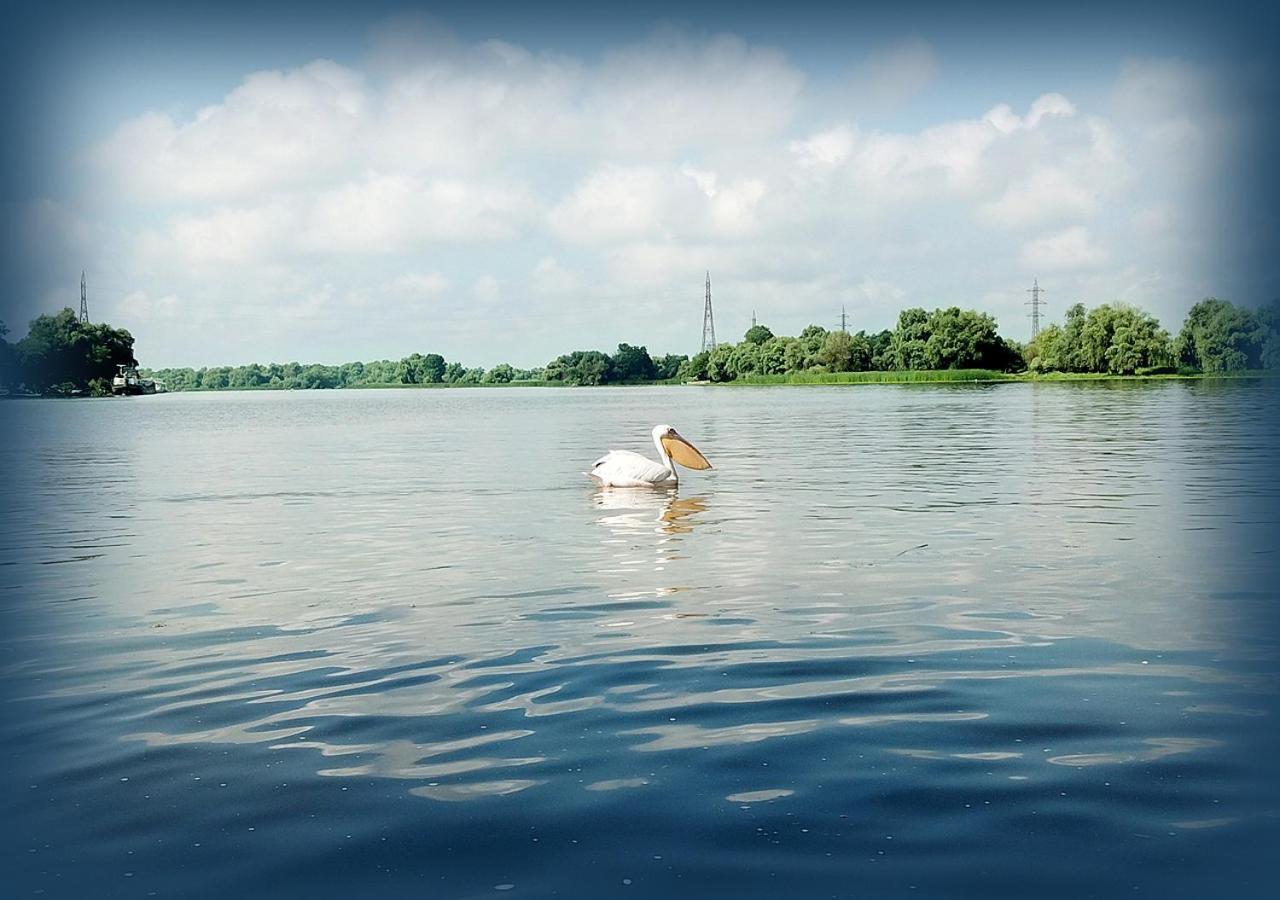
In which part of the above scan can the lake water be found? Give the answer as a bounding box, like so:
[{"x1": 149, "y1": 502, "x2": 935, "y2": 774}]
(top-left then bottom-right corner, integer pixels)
[{"x1": 3, "y1": 383, "x2": 1280, "y2": 899}]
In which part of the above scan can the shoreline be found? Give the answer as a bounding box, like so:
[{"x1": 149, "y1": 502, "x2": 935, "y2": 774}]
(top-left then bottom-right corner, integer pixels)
[{"x1": 31, "y1": 370, "x2": 1274, "y2": 396}]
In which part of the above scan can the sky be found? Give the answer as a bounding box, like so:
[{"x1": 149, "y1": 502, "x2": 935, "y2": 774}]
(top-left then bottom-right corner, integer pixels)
[{"x1": 2, "y1": 0, "x2": 1277, "y2": 368}]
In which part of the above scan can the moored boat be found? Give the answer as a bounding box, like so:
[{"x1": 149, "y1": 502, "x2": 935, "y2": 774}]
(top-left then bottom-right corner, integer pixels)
[{"x1": 112, "y1": 364, "x2": 154, "y2": 395}]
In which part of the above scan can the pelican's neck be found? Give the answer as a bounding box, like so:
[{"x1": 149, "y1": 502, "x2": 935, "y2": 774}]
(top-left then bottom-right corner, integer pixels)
[{"x1": 653, "y1": 430, "x2": 677, "y2": 481}]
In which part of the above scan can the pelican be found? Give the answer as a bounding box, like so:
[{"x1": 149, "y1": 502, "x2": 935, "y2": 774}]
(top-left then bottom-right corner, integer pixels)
[{"x1": 587, "y1": 425, "x2": 713, "y2": 487}]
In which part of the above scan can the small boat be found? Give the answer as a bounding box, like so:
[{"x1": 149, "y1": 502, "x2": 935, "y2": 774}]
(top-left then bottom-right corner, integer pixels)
[{"x1": 112, "y1": 365, "x2": 156, "y2": 396}]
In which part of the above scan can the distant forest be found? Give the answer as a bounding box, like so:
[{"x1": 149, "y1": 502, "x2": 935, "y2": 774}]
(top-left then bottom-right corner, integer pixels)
[{"x1": 2, "y1": 297, "x2": 1276, "y2": 395}]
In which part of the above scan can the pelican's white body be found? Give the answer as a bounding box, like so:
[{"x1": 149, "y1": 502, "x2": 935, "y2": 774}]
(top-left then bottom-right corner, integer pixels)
[
  {"x1": 587, "y1": 424, "x2": 704, "y2": 487},
  {"x1": 589, "y1": 449, "x2": 678, "y2": 487}
]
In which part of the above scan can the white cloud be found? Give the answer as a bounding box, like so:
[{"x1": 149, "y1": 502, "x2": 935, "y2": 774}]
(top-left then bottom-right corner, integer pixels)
[
  {"x1": 548, "y1": 164, "x2": 765, "y2": 244},
  {"x1": 790, "y1": 127, "x2": 855, "y2": 170},
  {"x1": 1131, "y1": 205, "x2": 1176, "y2": 238},
  {"x1": 531, "y1": 257, "x2": 581, "y2": 295},
  {"x1": 980, "y1": 167, "x2": 1098, "y2": 228},
  {"x1": 982, "y1": 93, "x2": 1075, "y2": 135},
  {"x1": 588, "y1": 30, "x2": 805, "y2": 157},
  {"x1": 372, "y1": 38, "x2": 585, "y2": 172},
  {"x1": 139, "y1": 203, "x2": 294, "y2": 266},
  {"x1": 1020, "y1": 226, "x2": 1110, "y2": 271},
  {"x1": 785, "y1": 93, "x2": 1082, "y2": 211},
  {"x1": 299, "y1": 173, "x2": 534, "y2": 251},
  {"x1": 91, "y1": 24, "x2": 805, "y2": 206},
  {"x1": 116, "y1": 290, "x2": 180, "y2": 320},
  {"x1": 384, "y1": 271, "x2": 451, "y2": 296},
  {"x1": 1025, "y1": 93, "x2": 1077, "y2": 128},
  {"x1": 549, "y1": 166, "x2": 683, "y2": 244},
  {"x1": 135, "y1": 173, "x2": 534, "y2": 270},
  {"x1": 92, "y1": 61, "x2": 367, "y2": 202}
]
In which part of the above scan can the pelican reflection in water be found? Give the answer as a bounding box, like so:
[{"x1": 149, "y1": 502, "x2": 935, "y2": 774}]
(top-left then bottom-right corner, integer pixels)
[{"x1": 593, "y1": 490, "x2": 710, "y2": 536}]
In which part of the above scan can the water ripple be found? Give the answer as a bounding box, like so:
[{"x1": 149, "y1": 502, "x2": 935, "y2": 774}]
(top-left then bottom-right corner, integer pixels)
[{"x1": 4, "y1": 383, "x2": 1279, "y2": 898}]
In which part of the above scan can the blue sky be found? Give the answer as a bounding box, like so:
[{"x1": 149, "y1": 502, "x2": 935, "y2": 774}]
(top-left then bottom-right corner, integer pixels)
[{"x1": 3, "y1": 1, "x2": 1276, "y2": 367}]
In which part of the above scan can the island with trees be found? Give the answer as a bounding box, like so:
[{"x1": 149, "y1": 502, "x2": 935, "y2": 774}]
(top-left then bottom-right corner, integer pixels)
[
  {"x1": 0, "y1": 309, "x2": 137, "y2": 396},
  {"x1": 1, "y1": 297, "x2": 1275, "y2": 397}
]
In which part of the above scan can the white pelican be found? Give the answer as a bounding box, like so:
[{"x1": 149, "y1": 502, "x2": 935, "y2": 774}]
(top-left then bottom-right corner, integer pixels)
[{"x1": 587, "y1": 425, "x2": 713, "y2": 487}]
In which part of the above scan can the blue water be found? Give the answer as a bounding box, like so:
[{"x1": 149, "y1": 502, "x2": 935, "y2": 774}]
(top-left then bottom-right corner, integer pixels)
[{"x1": 3, "y1": 382, "x2": 1279, "y2": 899}]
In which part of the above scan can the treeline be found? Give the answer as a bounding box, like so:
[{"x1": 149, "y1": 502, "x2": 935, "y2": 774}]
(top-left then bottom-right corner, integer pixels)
[
  {"x1": 1026, "y1": 298, "x2": 1280, "y2": 375},
  {"x1": 4, "y1": 297, "x2": 1276, "y2": 396},
  {"x1": 146, "y1": 355, "x2": 545, "y2": 392},
  {"x1": 542, "y1": 344, "x2": 687, "y2": 385},
  {"x1": 677, "y1": 307, "x2": 1023, "y2": 382},
  {"x1": 146, "y1": 296, "x2": 1276, "y2": 393},
  {"x1": 0, "y1": 308, "x2": 137, "y2": 395},
  {"x1": 151, "y1": 343, "x2": 688, "y2": 391},
  {"x1": 677, "y1": 298, "x2": 1279, "y2": 382}
]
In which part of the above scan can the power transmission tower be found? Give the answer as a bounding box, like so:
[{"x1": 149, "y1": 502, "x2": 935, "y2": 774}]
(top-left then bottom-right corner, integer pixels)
[
  {"x1": 751, "y1": 309, "x2": 757, "y2": 329},
  {"x1": 79, "y1": 271, "x2": 89, "y2": 323},
  {"x1": 1025, "y1": 278, "x2": 1046, "y2": 339},
  {"x1": 839, "y1": 306, "x2": 848, "y2": 333},
  {"x1": 701, "y1": 271, "x2": 717, "y2": 352}
]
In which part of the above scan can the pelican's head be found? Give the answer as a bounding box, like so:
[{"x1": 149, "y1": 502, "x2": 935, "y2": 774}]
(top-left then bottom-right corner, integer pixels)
[{"x1": 653, "y1": 424, "x2": 713, "y2": 471}]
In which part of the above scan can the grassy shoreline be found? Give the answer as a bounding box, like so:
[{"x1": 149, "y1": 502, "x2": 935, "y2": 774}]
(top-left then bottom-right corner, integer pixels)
[{"x1": 721, "y1": 369, "x2": 1277, "y2": 386}]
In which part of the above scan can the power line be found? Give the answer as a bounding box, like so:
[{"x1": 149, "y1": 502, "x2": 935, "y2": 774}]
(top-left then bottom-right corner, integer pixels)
[
  {"x1": 1025, "y1": 278, "x2": 1047, "y2": 339},
  {"x1": 701, "y1": 271, "x2": 717, "y2": 353}
]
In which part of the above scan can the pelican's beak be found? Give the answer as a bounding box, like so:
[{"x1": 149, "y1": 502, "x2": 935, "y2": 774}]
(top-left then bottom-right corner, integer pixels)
[{"x1": 661, "y1": 432, "x2": 713, "y2": 470}]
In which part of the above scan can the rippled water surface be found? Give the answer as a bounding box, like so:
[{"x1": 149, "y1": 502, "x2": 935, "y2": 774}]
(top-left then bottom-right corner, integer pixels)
[{"x1": 4, "y1": 383, "x2": 1280, "y2": 899}]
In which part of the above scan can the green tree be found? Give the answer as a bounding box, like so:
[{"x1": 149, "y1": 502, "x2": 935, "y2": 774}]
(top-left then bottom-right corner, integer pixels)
[
  {"x1": 423, "y1": 353, "x2": 446, "y2": 383},
  {"x1": 743, "y1": 324, "x2": 774, "y2": 345},
  {"x1": 782, "y1": 338, "x2": 807, "y2": 373},
  {"x1": 400, "y1": 352, "x2": 446, "y2": 384},
  {"x1": 847, "y1": 332, "x2": 874, "y2": 371},
  {"x1": 889, "y1": 308, "x2": 930, "y2": 370},
  {"x1": 609, "y1": 343, "x2": 657, "y2": 382},
  {"x1": 868, "y1": 329, "x2": 894, "y2": 370},
  {"x1": 922, "y1": 307, "x2": 1004, "y2": 369},
  {"x1": 795, "y1": 325, "x2": 828, "y2": 370},
  {"x1": 545, "y1": 350, "x2": 611, "y2": 385},
  {"x1": 484, "y1": 363, "x2": 515, "y2": 383},
  {"x1": 817, "y1": 330, "x2": 855, "y2": 372},
  {"x1": 229, "y1": 363, "x2": 267, "y2": 389},
  {"x1": 705, "y1": 344, "x2": 736, "y2": 382},
  {"x1": 677, "y1": 350, "x2": 711, "y2": 381},
  {"x1": 1177, "y1": 298, "x2": 1269, "y2": 372},
  {"x1": 200, "y1": 367, "x2": 230, "y2": 389},
  {"x1": 1031, "y1": 303, "x2": 1171, "y2": 374},
  {"x1": 759, "y1": 337, "x2": 791, "y2": 374},
  {"x1": 727, "y1": 341, "x2": 763, "y2": 378},
  {"x1": 1258, "y1": 301, "x2": 1280, "y2": 370},
  {"x1": 653, "y1": 353, "x2": 688, "y2": 380}
]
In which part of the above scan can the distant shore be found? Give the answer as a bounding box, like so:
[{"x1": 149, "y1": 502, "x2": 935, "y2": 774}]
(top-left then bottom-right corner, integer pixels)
[
  {"x1": 69, "y1": 369, "x2": 1276, "y2": 395},
  {"x1": 722, "y1": 369, "x2": 1277, "y2": 386}
]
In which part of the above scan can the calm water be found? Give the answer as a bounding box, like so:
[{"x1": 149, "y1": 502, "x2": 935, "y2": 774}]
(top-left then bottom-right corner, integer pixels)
[{"x1": 3, "y1": 383, "x2": 1280, "y2": 899}]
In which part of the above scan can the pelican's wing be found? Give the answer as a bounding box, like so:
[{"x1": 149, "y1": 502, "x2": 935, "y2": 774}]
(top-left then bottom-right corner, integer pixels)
[{"x1": 587, "y1": 450, "x2": 674, "y2": 487}]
